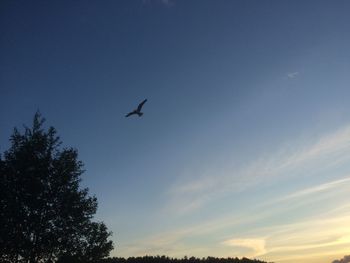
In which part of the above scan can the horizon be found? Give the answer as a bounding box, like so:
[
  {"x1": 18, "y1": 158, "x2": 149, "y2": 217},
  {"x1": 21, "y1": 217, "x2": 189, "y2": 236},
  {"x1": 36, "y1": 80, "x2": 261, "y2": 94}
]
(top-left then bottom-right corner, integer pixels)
[{"x1": 1, "y1": 1, "x2": 350, "y2": 263}]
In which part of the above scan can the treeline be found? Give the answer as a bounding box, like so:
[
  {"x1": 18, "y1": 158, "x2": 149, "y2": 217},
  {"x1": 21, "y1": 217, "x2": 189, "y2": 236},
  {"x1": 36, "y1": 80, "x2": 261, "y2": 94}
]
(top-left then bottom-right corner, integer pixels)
[{"x1": 100, "y1": 256, "x2": 269, "y2": 263}]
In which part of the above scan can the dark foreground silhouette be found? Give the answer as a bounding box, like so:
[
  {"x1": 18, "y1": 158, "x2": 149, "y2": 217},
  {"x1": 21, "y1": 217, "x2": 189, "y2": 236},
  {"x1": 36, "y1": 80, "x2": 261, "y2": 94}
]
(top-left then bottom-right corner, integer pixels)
[
  {"x1": 99, "y1": 256, "x2": 269, "y2": 263},
  {"x1": 333, "y1": 255, "x2": 350, "y2": 263},
  {"x1": 1, "y1": 113, "x2": 113, "y2": 263}
]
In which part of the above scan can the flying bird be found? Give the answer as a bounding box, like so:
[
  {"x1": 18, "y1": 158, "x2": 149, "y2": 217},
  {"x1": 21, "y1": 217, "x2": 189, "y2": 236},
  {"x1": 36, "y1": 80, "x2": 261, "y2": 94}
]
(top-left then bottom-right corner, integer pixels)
[{"x1": 125, "y1": 99, "x2": 147, "y2": 117}]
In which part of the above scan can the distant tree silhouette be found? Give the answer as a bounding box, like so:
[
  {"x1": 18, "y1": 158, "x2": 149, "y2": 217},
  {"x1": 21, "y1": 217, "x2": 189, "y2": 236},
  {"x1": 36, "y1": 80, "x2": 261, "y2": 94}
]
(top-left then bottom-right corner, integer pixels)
[
  {"x1": 0, "y1": 113, "x2": 113, "y2": 263},
  {"x1": 97, "y1": 256, "x2": 269, "y2": 263},
  {"x1": 332, "y1": 255, "x2": 350, "y2": 263}
]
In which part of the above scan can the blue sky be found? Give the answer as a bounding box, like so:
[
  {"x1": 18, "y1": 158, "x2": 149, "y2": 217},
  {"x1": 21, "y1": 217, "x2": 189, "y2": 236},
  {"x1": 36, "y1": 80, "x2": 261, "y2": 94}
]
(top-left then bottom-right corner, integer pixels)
[{"x1": 1, "y1": 1, "x2": 350, "y2": 262}]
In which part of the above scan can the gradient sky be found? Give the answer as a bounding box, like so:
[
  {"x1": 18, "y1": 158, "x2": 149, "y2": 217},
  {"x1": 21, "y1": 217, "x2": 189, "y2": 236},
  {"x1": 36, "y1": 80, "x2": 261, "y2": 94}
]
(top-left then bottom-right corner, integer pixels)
[{"x1": 1, "y1": 1, "x2": 350, "y2": 262}]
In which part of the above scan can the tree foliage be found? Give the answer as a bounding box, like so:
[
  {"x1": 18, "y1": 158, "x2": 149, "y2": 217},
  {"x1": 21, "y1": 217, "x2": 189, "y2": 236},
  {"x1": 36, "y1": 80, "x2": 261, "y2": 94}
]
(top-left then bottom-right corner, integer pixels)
[
  {"x1": 0, "y1": 113, "x2": 113, "y2": 263},
  {"x1": 98, "y1": 256, "x2": 270, "y2": 263}
]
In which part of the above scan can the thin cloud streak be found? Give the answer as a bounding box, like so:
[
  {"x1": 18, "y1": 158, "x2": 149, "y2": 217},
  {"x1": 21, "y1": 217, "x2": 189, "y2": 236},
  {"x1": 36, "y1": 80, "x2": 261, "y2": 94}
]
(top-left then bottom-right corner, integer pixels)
[
  {"x1": 222, "y1": 238, "x2": 266, "y2": 256},
  {"x1": 262, "y1": 215, "x2": 350, "y2": 262},
  {"x1": 167, "y1": 125, "x2": 350, "y2": 215},
  {"x1": 287, "y1": 72, "x2": 299, "y2": 78},
  {"x1": 142, "y1": 0, "x2": 174, "y2": 6},
  {"x1": 219, "y1": 207, "x2": 350, "y2": 261},
  {"x1": 118, "y1": 125, "x2": 350, "y2": 259},
  {"x1": 117, "y1": 204, "x2": 350, "y2": 260},
  {"x1": 161, "y1": 0, "x2": 173, "y2": 5},
  {"x1": 274, "y1": 176, "x2": 350, "y2": 203},
  {"x1": 117, "y1": 176, "x2": 350, "y2": 259}
]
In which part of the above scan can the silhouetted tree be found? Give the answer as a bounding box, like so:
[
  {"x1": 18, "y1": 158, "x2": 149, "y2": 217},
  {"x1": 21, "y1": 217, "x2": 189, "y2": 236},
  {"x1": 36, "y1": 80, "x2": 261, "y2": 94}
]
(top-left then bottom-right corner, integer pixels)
[
  {"x1": 97, "y1": 256, "x2": 269, "y2": 263},
  {"x1": 0, "y1": 113, "x2": 113, "y2": 263}
]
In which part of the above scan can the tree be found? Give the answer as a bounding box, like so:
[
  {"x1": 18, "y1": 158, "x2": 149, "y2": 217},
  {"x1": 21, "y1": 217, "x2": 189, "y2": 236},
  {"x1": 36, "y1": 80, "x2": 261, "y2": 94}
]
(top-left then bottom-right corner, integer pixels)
[
  {"x1": 0, "y1": 113, "x2": 114, "y2": 263},
  {"x1": 97, "y1": 256, "x2": 269, "y2": 263}
]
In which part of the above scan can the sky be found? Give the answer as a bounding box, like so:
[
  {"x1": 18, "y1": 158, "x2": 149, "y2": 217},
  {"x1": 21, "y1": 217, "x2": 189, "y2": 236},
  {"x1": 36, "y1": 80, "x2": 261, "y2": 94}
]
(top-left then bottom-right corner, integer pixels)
[{"x1": 1, "y1": 1, "x2": 350, "y2": 262}]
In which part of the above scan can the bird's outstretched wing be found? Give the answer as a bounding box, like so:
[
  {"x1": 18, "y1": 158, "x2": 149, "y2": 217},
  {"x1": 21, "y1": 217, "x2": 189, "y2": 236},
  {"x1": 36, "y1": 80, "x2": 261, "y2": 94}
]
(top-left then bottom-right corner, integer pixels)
[
  {"x1": 137, "y1": 99, "x2": 147, "y2": 111},
  {"x1": 125, "y1": 111, "x2": 137, "y2": 117}
]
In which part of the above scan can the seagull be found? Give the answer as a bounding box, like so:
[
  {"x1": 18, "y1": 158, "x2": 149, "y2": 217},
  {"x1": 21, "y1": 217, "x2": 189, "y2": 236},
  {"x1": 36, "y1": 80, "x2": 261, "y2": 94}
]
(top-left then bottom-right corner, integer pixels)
[{"x1": 125, "y1": 99, "x2": 147, "y2": 117}]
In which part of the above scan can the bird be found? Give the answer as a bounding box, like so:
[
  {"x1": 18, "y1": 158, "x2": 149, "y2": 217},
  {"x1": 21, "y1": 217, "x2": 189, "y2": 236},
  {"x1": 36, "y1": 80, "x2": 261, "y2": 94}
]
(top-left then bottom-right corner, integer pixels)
[{"x1": 125, "y1": 99, "x2": 147, "y2": 117}]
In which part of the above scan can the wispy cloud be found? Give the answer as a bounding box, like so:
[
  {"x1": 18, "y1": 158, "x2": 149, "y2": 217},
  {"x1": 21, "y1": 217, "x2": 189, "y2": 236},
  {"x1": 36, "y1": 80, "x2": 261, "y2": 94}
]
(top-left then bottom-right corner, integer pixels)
[
  {"x1": 142, "y1": 0, "x2": 174, "y2": 6},
  {"x1": 262, "y1": 213, "x2": 350, "y2": 262},
  {"x1": 116, "y1": 177, "x2": 350, "y2": 260},
  {"x1": 275, "y1": 176, "x2": 350, "y2": 202},
  {"x1": 167, "y1": 125, "x2": 350, "y2": 215},
  {"x1": 287, "y1": 71, "x2": 299, "y2": 79},
  {"x1": 222, "y1": 238, "x2": 266, "y2": 256},
  {"x1": 117, "y1": 125, "x2": 350, "y2": 260},
  {"x1": 161, "y1": 0, "x2": 173, "y2": 5}
]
